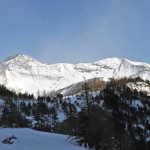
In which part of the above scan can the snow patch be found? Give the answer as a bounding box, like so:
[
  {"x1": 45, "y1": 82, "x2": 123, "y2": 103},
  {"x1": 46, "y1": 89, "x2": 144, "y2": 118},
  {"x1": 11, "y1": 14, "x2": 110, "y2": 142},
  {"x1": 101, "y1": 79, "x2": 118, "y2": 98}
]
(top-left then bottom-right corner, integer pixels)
[{"x1": 0, "y1": 128, "x2": 87, "y2": 150}]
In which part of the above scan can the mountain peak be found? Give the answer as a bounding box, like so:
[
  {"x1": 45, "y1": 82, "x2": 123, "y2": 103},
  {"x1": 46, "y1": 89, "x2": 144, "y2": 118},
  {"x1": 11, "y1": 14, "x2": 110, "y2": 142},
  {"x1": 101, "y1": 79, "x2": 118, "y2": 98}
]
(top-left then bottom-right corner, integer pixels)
[
  {"x1": 5, "y1": 54, "x2": 30, "y2": 61},
  {"x1": 4, "y1": 54, "x2": 41, "y2": 64},
  {"x1": 0, "y1": 55, "x2": 150, "y2": 96},
  {"x1": 95, "y1": 57, "x2": 123, "y2": 63}
]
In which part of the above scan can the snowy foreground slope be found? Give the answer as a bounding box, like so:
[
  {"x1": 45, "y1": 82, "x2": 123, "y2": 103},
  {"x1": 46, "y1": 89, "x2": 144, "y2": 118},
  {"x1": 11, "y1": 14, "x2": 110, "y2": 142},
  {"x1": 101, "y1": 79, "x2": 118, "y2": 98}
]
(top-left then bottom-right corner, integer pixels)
[
  {"x1": 0, "y1": 54, "x2": 150, "y2": 96},
  {"x1": 0, "y1": 128, "x2": 86, "y2": 150}
]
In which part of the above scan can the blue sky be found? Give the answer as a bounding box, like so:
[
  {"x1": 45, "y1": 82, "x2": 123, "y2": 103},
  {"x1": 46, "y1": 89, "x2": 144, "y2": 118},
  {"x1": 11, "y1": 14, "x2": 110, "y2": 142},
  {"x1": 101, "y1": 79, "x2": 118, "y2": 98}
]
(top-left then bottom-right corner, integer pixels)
[{"x1": 0, "y1": 0, "x2": 150, "y2": 64}]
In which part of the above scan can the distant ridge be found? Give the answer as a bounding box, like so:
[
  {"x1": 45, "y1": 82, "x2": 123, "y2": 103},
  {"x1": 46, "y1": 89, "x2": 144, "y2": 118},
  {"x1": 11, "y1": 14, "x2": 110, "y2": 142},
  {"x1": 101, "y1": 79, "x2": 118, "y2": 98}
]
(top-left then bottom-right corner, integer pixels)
[{"x1": 0, "y1": 54, "x2": 150, "y2": 96}]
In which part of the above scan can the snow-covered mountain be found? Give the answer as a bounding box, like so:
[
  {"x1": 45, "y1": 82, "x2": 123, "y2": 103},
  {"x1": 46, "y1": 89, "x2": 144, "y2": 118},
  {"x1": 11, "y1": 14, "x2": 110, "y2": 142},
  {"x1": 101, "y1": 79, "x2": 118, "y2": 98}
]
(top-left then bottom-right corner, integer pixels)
[{"x1": 0, "y1": 54, "x2": 150, "y2": 96}]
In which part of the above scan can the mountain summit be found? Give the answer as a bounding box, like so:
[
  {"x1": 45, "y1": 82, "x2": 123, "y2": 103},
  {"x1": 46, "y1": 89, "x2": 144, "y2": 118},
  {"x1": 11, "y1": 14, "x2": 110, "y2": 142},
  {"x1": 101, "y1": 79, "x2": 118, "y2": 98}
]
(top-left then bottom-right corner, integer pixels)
[
  {"x1": 0, "y1": 54, "x2": 150, "y2": 96},
  {"x1": 4, "y1": 54, "x2": 42, "y2": 64}
]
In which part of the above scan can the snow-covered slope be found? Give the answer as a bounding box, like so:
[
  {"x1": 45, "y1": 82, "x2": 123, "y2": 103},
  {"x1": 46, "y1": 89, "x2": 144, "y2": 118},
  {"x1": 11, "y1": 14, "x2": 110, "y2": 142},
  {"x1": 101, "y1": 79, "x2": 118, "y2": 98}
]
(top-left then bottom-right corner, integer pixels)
[
  {"x1": 0, "y1": 128, "x2": 86, "y2": 150},
  {"x1": 127, "y1": 81, "x2": 150, "y2": 95},
  {"x1": 0, "y1": 54, "x2": 150, "y2": 96}
]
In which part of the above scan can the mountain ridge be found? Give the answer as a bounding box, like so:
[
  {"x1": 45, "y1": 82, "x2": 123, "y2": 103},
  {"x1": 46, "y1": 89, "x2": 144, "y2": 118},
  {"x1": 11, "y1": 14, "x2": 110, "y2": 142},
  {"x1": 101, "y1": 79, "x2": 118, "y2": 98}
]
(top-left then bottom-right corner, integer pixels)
[{"x1": 0, "y1": 54, "x2": 150, "y2": 96}]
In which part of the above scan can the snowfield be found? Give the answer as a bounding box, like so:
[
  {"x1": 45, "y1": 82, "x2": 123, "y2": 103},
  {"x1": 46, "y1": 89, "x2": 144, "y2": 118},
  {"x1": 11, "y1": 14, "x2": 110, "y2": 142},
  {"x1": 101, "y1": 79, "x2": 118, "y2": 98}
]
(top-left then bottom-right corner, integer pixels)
[
  {"x1": 1, "y1": 54, "x2": 150, "y2": 96},
  {"x1": 0, "y1": 128, "x2": 87, "y2": 150}
]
